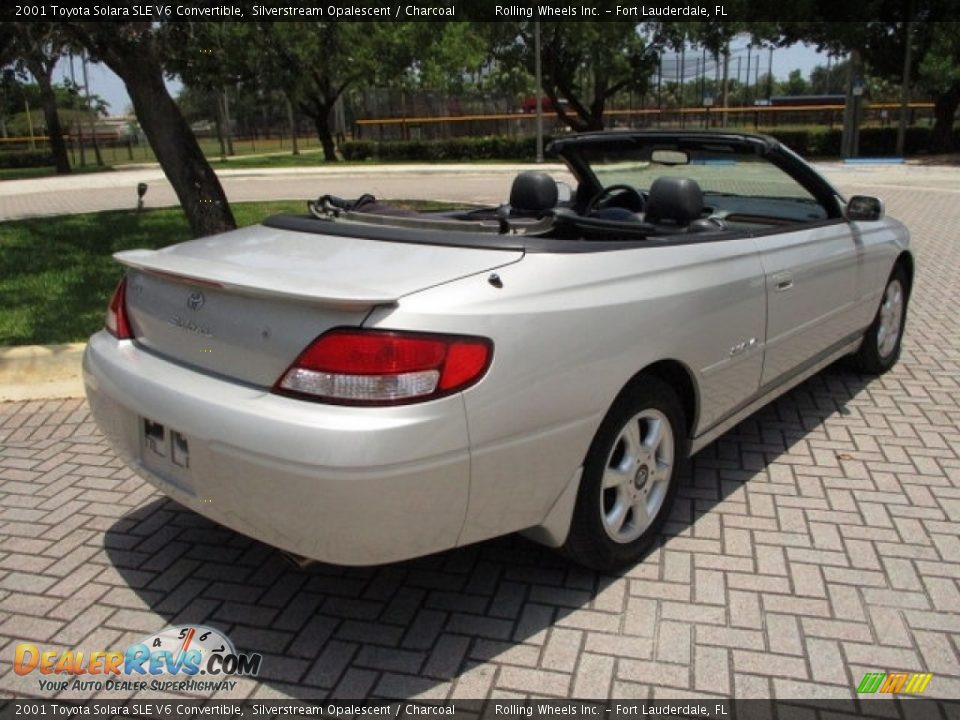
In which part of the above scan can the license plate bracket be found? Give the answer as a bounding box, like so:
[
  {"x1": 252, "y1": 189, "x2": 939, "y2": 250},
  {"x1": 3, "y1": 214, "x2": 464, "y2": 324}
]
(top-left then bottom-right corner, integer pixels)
[{"x1": 140, "y1": 417, "x2": 194, "y2": 494}]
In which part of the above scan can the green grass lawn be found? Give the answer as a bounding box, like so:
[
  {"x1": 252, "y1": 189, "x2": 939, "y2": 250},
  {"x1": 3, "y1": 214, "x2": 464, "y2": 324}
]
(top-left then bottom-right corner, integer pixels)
[
  {"x1": 0, "y1": 201, "x2": 305, "y2": 346},
  {"x1": 1, "y1": 147, "x2": 533, "y2": 180},
  {"x1": 82, "y1": 135, "x2": 326, "y2": 167},
  {"x1": 0, "y1": 137, "x2": 330, "y2": 180},
  {"x1": 209, "y1": 149, "x2": 331, "y2": 169},
  {"x1": 0, "y1": 152, "x2": 335, "y2": 180}
]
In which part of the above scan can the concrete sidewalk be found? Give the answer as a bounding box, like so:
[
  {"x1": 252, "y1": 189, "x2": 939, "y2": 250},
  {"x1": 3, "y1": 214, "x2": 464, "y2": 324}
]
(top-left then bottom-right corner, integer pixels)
[
  {"x1": 0, "y1": 345, "x2": 85, "y2": 403},
  {"x1": 0, "y1": 164, "x2": 569, "y2": 222},
  {"x1": 3, "y1": 161, "x2": 957, "y2": 223}
]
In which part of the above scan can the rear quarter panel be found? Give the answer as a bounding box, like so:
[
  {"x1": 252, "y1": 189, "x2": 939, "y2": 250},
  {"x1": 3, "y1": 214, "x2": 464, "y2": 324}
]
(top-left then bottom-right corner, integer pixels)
[{"x1": 365, "y1": 238, "x2": 767, "y2": 546}]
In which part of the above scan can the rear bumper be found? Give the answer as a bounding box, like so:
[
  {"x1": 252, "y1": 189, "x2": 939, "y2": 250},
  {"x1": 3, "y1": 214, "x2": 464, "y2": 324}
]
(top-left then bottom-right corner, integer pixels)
[{"x1": 82, "y1": 331, "x2": 471, "y2": 565}]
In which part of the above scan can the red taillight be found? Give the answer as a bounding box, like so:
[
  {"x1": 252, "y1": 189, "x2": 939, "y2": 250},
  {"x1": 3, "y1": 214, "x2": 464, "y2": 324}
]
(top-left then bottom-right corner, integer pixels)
[
  {"x1": 274, "y1": 329, "x2": 493, "y2": 405},
  {"x1": 105, "y1": 277, "x2": 132, "y2": 339}
]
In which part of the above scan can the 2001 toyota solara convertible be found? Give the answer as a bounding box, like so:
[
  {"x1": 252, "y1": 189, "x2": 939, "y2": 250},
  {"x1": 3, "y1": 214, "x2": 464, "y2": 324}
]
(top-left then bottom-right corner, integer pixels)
[{"x1": 84, "y1": 131, "x2": 912, "y2": 571}]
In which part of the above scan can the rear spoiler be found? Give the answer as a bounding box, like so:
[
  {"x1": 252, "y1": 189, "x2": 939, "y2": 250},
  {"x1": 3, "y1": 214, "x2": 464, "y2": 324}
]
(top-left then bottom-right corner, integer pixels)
[{"x1": 113, "y1": 249, "x2": 397, "y2": 310}]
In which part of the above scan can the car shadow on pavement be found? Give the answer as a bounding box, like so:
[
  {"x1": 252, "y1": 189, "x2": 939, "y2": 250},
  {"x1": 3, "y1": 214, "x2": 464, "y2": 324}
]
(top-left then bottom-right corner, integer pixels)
[{"x1": 101, "y1": 362, "x2": 873, "y2": 700}]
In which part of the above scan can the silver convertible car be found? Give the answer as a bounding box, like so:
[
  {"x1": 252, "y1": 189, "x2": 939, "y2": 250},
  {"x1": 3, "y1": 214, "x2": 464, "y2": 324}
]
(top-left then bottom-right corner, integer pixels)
[{"x1": 84, "y1": 131, "x2": 912, "y2": 571}]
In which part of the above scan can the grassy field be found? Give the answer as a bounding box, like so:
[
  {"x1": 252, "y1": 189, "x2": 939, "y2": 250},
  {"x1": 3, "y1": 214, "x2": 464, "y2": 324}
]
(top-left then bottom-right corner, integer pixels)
[
  {"x1": 0, "y1": 201, "x2": 305, "y2": 346},
  {"x1": 208, "y1": 149, "x2": 331, "y2": 169},
  {"x1": 80, "y1": 135, "x2": 325, "y2": 167},
  {"x1": 0, "y1": 137, "x2": 331, "y2": 181},
  {"x1": 0, "y1": 145, "x2": 527, "y2": 181}
]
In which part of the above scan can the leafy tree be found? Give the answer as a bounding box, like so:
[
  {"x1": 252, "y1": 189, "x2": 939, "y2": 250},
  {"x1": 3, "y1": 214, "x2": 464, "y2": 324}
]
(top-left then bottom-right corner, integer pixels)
[
  {"x1": 809, "y1": 60, "x2": 849, "y2": 95},
  {"x1": 480, "y1": 21, "x2": 670, "y2": 132},
  {"x1": 163, "y1": 23, "x2": 259, "y2": 158},
  {"x1": 414, "y1": 22, "x2": 490, "y2": 95},
  {"x1": 175, "y1": 84, "x2": 220, "y2": 128},
  {"x1": 1, "y1": 23, "x2": 72, "y2": 173},
  {"x1": 66, "y1": 22, "x2": 235, "y2": 237},
  {"x1": 753, "y1": 7, "x2": 960, "y2": 151},
  {"x1": 0, "y1": 79, "x2": 93, "y2": 136},
  {"x1": 461, "y1": 18, "x2": 754, "y2": 132},
  {"x1": 251, "y1": 22, "x2": 419, "y2": 161},
  {"x1": 917, "y1": 22, "x2": 960, "y2": 152},
  {"x1": 781, "y1": 69, "x2": 810, "y2": 96},
  {"x1": 690, "y1": 23, "x2": 746, "y2": 113},
  {"x1": 0, "y1": 67, "x2": 23, "y2": 139}
]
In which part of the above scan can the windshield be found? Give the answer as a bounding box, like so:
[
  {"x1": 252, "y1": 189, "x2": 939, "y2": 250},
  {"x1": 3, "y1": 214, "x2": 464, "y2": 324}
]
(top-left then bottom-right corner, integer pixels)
[{"x1": 576, "y1": 141, "x2": 828, "y2": 223}]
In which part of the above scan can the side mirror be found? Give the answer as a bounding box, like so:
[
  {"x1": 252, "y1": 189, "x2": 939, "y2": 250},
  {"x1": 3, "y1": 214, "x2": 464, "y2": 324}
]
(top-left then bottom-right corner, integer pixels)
[{"x1": 845, "y1": 195, "x2": 884, "y2": 222}]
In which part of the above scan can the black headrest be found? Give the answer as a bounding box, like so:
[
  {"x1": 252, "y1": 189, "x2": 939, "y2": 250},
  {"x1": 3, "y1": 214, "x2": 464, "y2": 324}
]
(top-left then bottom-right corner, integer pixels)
[
  {"x1": 509, "y1": 172, "x2": 558, "y2": 215},
  {"x1": 644, "y1": 177, "x2": 703, "y2": 225}
]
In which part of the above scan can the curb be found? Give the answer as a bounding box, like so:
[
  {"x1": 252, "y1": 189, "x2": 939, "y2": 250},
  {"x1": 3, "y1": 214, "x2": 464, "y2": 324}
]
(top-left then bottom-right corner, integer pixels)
[{"x1": 0, "y1": 343, "x2": 86, "y2": 402}]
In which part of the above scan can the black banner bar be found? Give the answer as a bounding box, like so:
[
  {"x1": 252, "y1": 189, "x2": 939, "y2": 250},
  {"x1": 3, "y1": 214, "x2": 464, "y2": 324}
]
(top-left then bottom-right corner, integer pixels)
[
  {"x1": 3, "y1": 699, "x2": 960, "y2": 720},
  {"x1": 5, "y1": 0, "x2": 960, "y2": 22}
]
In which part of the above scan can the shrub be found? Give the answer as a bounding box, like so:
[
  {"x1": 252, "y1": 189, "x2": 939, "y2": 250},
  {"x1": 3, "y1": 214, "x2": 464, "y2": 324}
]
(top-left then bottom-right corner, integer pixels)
[
  {"x1": 0, "y1": 150, "x2": 56, "y2": 169},
  {"x1": 341, "y1": 135, "x2": 548, "y2": 162},
  {"x1": 342, "y1": 126, "x2": 935, "y2": 163},
  {"x1": 767, "y1": 126, "x2": 933, "y2": 157}
]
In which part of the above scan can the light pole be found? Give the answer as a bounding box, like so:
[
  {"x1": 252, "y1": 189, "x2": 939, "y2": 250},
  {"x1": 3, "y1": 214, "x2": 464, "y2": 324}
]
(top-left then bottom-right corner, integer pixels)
[
  {"x1": 896, "y1": 4, "x2": 914, "y2": 157},
  {"x1": 25, "y1": 97, "x2": 36, "y2": 149},
  {"x1": 534, "y1": 20, "x2": 544, "y2": 163},
  {"x1": 0, "y1": 69, "x2": 13, "y2": 139},
  {"x1": 679, "y1": 43, "x2": 686, "y2": 129},
  {"x1": 81, "y1": 52, "x2": 104, "y2": 166},
  {"x1": 656, "y1": 46, "x2": 663, "y2": 127},
  {"x1": 69, "y1": 53, "x2": 85, "y2": 166}
]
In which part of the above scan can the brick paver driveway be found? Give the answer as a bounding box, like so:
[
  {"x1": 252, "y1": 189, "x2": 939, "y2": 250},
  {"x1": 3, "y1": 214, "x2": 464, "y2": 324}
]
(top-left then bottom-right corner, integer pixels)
[{"x1": 1, "y1": 173, "x2": 959, "y2": 703}]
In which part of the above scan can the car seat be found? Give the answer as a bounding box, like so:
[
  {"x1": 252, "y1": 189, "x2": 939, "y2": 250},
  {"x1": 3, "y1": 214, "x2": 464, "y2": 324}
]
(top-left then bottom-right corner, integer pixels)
[{"x1": 509, "y1": 172, "x2": 559, "y2": 218}]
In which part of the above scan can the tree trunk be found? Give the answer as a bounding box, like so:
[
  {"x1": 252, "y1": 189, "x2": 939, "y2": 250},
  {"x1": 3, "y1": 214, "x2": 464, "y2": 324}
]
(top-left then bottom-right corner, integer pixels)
[
  {"x1": 122, "y1": 64, "x2": 235, "y2": 236},
  {"x1": 222, "y1": 87, "x2": 234, "y2": 156},
  {"x1": 286, "y1": 95, "x2": 300, "y2": 156},
  {"x1": 930, "y1": 86, "x2": 960, "y2": 154},
  {"x1": 72, "y1": 26, "x2": 235, "y2": 237},
  {"x1": 311, "y1": 111, "x2": 337, "y2": 162},
  {"x1": 586, "y1": 92, "x2": 606, "y2": 131},
  {"x1": 30, "y1": 62, "x2": 71, "y2": 174},
  {"x1": 129, "y1": 66, "x2": 237, "y2": 237},
  {"x1": 89, "y1": 114, "x2": 104, "y2": 166},
  {"x1": 213, "y1": 90, "x2": 228, "y2": 160}
]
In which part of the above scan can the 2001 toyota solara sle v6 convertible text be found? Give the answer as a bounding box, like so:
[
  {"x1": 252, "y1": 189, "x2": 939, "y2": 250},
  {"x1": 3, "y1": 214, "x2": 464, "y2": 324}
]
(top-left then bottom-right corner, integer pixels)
[{"x1": 84, "y1": 131, "x2": 913, "y2": 571}]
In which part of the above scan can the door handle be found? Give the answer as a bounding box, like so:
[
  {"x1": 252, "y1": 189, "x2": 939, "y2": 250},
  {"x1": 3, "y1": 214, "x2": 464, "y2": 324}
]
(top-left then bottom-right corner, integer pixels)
[{"x1": 773, "y1": 272, "x2": 794, "y2": 292}]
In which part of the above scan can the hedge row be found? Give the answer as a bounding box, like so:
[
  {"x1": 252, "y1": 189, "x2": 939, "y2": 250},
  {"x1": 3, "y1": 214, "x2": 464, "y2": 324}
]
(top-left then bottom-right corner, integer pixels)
[
  {"x1": 342, "y1": 126, "x2": 935, "y2": 162},
  {"x1": 0, "y1": 150, "x2": 57, "y2": 169},
  {"x1": 767, "y1": 126, "x2": 933, "y2": 156},
  {"x1": 341, "y1": 135, "x2": 551, "y2": 162}
]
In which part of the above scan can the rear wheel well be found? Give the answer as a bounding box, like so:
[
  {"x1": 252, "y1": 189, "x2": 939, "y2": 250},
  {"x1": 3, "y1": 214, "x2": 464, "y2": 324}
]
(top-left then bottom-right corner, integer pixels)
[{"x1": 620, "y1": 360, "x2": 698, "y2": 443}]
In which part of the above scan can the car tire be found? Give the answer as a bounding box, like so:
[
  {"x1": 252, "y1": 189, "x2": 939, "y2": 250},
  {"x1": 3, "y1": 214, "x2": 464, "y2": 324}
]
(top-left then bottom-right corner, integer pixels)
[
  {"x1": 561, "y1": 376, "x2": 685, "y2": 572},
  {"x1": 852, "y1": 265, "x2": 909, "y2": 375}
]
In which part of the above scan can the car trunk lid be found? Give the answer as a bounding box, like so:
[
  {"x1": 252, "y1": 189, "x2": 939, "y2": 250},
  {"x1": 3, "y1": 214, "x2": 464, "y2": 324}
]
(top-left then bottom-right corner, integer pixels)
[{"x1": 117, "y1": 223, "x2": 521, "y2": 387}]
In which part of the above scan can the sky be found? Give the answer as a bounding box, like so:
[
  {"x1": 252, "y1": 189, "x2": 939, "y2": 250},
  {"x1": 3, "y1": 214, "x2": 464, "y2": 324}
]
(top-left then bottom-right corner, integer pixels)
[{"x1": 52, "y1": 38, "x2": 832, "y2": 117}]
